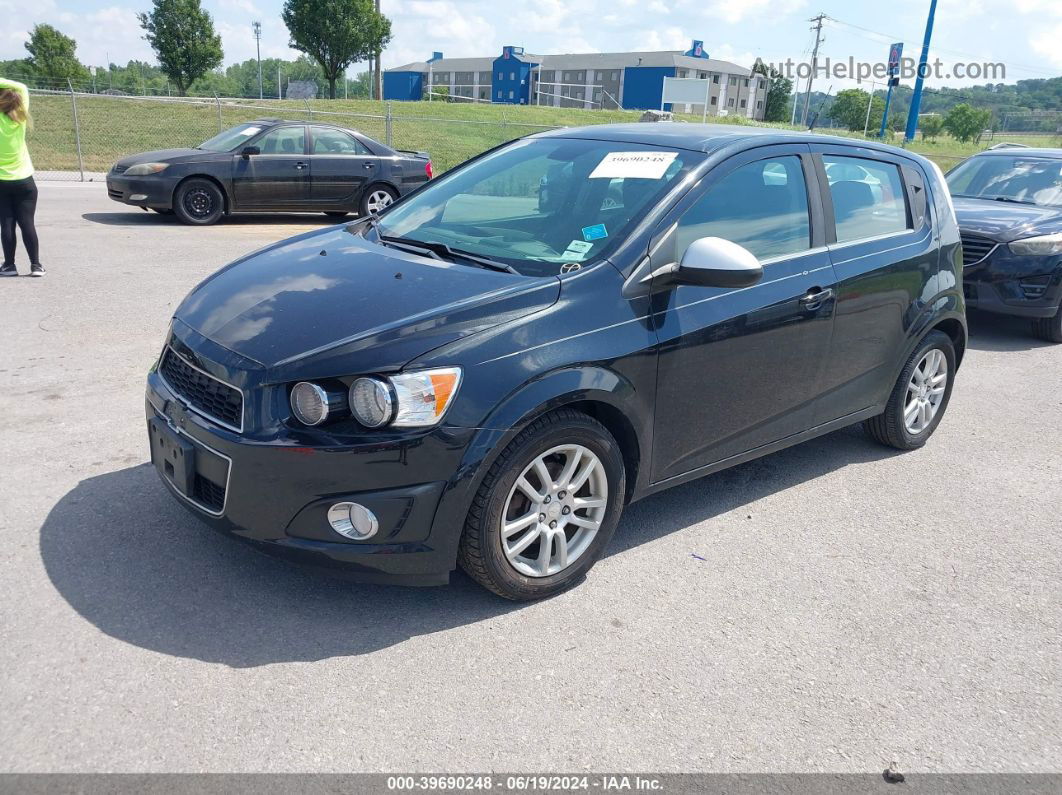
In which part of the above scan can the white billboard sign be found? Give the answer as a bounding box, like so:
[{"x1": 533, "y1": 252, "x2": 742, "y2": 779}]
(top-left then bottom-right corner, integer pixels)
[{"x1": 661, "y1": 77, "x2": 715, "y2": 121}]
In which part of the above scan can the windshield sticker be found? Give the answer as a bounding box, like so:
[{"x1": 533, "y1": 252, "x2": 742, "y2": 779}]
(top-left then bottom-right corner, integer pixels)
[
  {"x1": 564, "y1": 240, "x2": 594, "y2": 254},
  {"x1": 590, "y1": 151, "x2": 678, "y2": 180},
  {"x1": 581, "y1": 224, "x2": 608, "y2": 242}
]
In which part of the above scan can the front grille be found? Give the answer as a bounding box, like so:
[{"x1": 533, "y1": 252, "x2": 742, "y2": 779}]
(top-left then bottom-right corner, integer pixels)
[
  {"x1": 159, "y1": 347, "x2": 243, "y2": 431},
  {"x1": 960, "y1": 233, "x2": 997, "y2": 267},
  {"x1": 192, "y1": 474, "x2": 226, "y2": 512},
  {"x1": 107, "y1": 188, "x2": 123, "y2": 200}
]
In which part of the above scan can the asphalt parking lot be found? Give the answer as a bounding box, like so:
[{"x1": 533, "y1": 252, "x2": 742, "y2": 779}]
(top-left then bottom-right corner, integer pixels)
[{"x1": 1, "y1": 183, "x2": 1059, "y2": 773}]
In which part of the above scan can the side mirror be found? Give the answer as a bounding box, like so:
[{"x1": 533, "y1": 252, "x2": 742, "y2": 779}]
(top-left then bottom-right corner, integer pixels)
[
  {"x1": 675, "y1": 236, "x2": 763, "y2": 288},
  {"x1": 241, "y1": 145, "x2": 260, "y2": 158}
]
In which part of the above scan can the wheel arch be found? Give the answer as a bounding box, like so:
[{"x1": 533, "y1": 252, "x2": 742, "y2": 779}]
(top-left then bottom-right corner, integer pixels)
[{"x1": 426, "y1": 366, "x2": 650, "y2": 567}]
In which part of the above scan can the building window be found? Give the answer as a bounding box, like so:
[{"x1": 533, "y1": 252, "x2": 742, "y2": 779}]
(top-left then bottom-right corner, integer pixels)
[
  {"x1": 698, "y1": 71, "x2": 707, "y2": 79},
  {"x1": 611, "y1": 71, "x2": 619, "y2": 80},
  {"x1": 480, "y1": 89, "x2": 488, "y2": 99},
  {"x1": 509, "y1": 90, "x2": 514, "y2": 99},
  {"x1": 712, "y1": 75, "x2": 719, "y2": 84},
  {"x1": 757, "y1": 100, "x2": 763, "y2": 109},
  {"x1": 728, "y1": 97, "x2": 735, "y2": 107},
  {"x1": 595, "y1": 71, "x2": 603, "y2": 81},
  {"x1": 740, "y1": 99, "x2": 747, "y2": 108},
  {"x1": 509, "y1": 72, "x2": 515, "y2": 80},
  {"x1": 743, "y1": 78, "x2": 749, "y2": 87},
  {"x1": 497, "y1": 72, "x2": 503, "y2": 80},
  {"x1": 497, "y1": 90, "x2": 502, "y2": 99},
  {"x1": 729, "y1": 76, "x2": 737, "y2": 86},
  {"x1": 710, "y1": 96, "x2": 717, "y2": 105}
]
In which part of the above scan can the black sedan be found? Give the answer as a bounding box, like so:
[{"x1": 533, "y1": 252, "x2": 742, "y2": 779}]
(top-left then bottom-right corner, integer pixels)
[
  {"x1": 947, "y1": 148, "x2": 1062, "y2": 342},
  {"x1": 107, "y1": 118, "x2": 432, "y2": 225}
]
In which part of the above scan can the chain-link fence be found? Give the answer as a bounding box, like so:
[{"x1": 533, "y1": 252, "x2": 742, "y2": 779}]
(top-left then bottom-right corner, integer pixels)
[{"x1": 28, "y1": 88, "x2": 561, "y2": 181}]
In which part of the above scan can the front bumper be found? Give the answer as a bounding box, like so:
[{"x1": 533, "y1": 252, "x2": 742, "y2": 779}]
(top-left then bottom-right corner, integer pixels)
[
  {"x1": 106, "y1": 174, "x2": 178, "y2": 209},
  {"x1": 145, "y1": 348, "x2": 474, "y2": 586},
  {"x1": 963, "y1": 248, "x2": 1062, "y2": 319}
]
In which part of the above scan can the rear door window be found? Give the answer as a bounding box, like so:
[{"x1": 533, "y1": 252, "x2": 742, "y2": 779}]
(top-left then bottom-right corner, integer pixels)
[
  {"x1": 823, "y1": 155, "x2": 910, "y2": 243},
  {"x1": 311, "y1": 127, "x2": 370, "y2": 155}
]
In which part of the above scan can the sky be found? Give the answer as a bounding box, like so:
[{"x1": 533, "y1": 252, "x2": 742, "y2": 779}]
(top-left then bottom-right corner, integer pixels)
[{"x1": 2, "y1": 0, "x2": 1060, "y2": 92}]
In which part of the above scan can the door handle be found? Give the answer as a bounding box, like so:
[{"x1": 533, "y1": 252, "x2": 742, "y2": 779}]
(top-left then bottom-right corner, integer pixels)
[
  {"x1": 294, "y1": 162, "x2": 307, "y2": 170},
  {"x1": 800, "y1": 287, "x2": 834, "y2": 306},
  {"x1": 363, "y1": 162, "x2": 376, "y2": 169}
]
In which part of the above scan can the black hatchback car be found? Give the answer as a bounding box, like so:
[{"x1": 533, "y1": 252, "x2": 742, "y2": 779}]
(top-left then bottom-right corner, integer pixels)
[
  {"x1": 107, "y1": 118, "x2": 432, "y2": 225},
  {"x1": 146, "y1": 124, "x2": 965, "y2": 600},
  {"x1": 948, "y1": 148, "x2": 1062, "y2": 342}
]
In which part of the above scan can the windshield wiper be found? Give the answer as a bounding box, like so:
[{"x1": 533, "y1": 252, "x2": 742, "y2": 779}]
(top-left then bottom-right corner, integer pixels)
[
  {"x1": 379, "y1": 235, "x2": 520, "y2": 274},
  {"x1": 992, "y1": 196, "x2": 1037, "y2": 205}
]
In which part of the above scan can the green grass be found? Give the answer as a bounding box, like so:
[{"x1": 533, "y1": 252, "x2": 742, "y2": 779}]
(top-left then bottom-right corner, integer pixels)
[{"x1": 27, "y1": 93, "x2": 1061, "y2": 176}]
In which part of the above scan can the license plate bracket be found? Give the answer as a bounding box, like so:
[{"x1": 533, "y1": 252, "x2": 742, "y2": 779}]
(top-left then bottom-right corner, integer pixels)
[{"x1": 149, "y1": 417, "x2": 196, "y2": 497}]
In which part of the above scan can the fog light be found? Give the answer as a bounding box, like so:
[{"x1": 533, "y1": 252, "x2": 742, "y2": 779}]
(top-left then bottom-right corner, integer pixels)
[
  {"x1": 129, "y1": 193, "x2": 148, "y2": 201},
  {"x1": 326, "y1": 502, "x2": 379, "y2": 540}
]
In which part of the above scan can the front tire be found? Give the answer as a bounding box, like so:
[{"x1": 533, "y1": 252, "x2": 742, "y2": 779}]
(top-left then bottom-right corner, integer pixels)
[
  {"x1": 359, "y1": 184, "x2": 398, "y2": 217},
  {"x1": 1031, "y1": 303, "x2": 1062, "y2": 344},
  {"x1": 863, "y1": 330, "x2": 956, "y2": 450},
  {"x1": 459, "y1": 409, "x2": 626, "y2": 601},
  {"x1": 173, "y1": 178, "x2": 224, "y2": 226}
]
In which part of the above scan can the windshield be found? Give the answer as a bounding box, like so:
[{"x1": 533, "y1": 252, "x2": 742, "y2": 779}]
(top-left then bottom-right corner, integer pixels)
[
  {"x1": 198, "y1": 123, "x2": 268, "y2": 152},
  {"x1": 947, "y1": 155, "x2": 1062, "y2": 207},
  {"x1": 373, "y1": 137, "x2": 702, "y2": 276}
]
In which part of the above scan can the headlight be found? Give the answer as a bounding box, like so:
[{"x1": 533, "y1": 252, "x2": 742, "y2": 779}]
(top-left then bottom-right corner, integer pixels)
[
  {"x1": 124, "y1": 162, "x2": 170, "y2": 176},
  {"x1": 290, "y1": 381, "x2": 345, "y2": 426},
  {"x1": 1009, "y1": 233, "x2": 1062, "y2": 256},
  {"x1": 349, "y1": 377, "x2": 394, "y2": 428},
  {"x1": 290, "y1": 367, "x2": 461, "y2": 429}
]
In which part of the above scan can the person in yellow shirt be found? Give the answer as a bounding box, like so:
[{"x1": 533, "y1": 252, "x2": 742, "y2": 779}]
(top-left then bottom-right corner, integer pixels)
[{"x1": 0, "y1": 78, "x2": 42, "y2": 277}]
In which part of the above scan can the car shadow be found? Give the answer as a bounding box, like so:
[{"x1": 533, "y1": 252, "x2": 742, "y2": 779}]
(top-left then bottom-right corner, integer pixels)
[
  {"x1": 40, "y1": 425, "x2": 898, "y2": 667},
  {"x1": 965, "y1": 309, "x2": 1057, "y2": 352},
  {"x1": 81, "y1": 212, "x2": 346, "y2": 227}
]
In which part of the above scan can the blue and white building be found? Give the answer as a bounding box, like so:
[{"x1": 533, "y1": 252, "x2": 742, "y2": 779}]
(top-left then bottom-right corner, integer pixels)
[{"x1": 383, "y1": 41, "x2": 769, "y2": 119}]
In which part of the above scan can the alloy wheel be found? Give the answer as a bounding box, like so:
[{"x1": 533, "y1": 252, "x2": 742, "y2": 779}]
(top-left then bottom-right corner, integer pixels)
[
  {"x1": 501, "y1": 444, "x2": 608, "y2": 578},
  {"x1": 366, "y1": 189, "x2": 394, "y2": 214},
  {"x1": 904, "y1": 348, "x2": 948, "y2": 434}
]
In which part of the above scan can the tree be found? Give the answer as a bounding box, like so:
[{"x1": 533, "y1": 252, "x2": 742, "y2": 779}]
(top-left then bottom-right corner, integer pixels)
[
  {"x1": 888, "y1": 111, "x2": 908, "y2": 134},
  {"x1": 943, "y1": 103, "x2": 993, "y2": 143},
  {"x1": 282, "y1": 0, "x2": 391, "y2": 99},
  {"x1": 919, "y1": 114, "x2": 945, "y2": 141},
  {"x1": 25, "y1": 24, "x2": 88, "y2": 82},
  {"x1": 752, "y1": 60, "x2": 793, "y2": 123},
  {"x1": 138, "y1": 0, "x2": 224, "y2": 96},
  {"x1": 827, "y1": 88, "x2": 885, "y2": 132}
]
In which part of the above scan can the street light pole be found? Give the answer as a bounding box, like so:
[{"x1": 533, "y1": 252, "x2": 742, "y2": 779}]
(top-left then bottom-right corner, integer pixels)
[
  {"x1": 905, "y1": 0, "x2": 938, "y2": 143},
  {"x1": 253, "y1": 21, "x2": 263, "y2": 100}
]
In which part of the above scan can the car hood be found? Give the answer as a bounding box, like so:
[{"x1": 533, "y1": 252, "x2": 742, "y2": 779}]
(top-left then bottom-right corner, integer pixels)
[
  {"x1": 952, "y1": 196, "x2": 1062, "y2": 242},
  {"x1": 115, "y1": 148, "x2": 219, "y2": 168},
  {"x1": 174, "y1": 225, "x2": 560, "y2": 377}
]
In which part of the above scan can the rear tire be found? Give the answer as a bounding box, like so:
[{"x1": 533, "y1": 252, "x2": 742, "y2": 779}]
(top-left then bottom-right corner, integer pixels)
[
  {"x1": 359, "y1": 184, "x2": 398, "y2": 217},
  {"x1": 1031, "y1": 304, "x2": 1062, "y2": 343},
  {"x1": 458, "y1": 409, "x2": 626, "y2": 601},
  {"x1": 863, "y1": 330, "x2": 956, "y2": 450},
  {"x1": 173, "y1": 178, "x2": 224, "y2": 226}
]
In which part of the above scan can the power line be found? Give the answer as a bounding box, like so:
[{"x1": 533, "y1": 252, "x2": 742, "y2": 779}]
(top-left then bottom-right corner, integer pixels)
[{"x1": 823, "y1": 15, "x2": 1058, "y2": 78}]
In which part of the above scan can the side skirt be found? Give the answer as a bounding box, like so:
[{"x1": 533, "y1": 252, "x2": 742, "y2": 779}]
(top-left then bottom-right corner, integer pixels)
[{"x1": 633, "y1": 405, "x2": 883, "y2": 502}]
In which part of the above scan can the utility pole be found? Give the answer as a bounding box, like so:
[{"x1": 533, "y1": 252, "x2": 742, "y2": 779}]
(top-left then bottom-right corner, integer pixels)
[
  {"x1": 253, "y1": 21, "x2": 263, "y2": 99},
  {"x1": 277, "y1": 64, "x2": 282, "y2": 99},
  {"x1": 801, "y1": 13, "x2": 826, "y2": 127},
  {"x1": 905, "y1": 0, "x2": 939, "y2": 143}
]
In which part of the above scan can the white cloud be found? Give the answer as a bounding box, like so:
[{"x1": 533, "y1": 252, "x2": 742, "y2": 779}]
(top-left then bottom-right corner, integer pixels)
[{"x1": 705, "y1": 0, "x2": 807, "y2": 25}]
